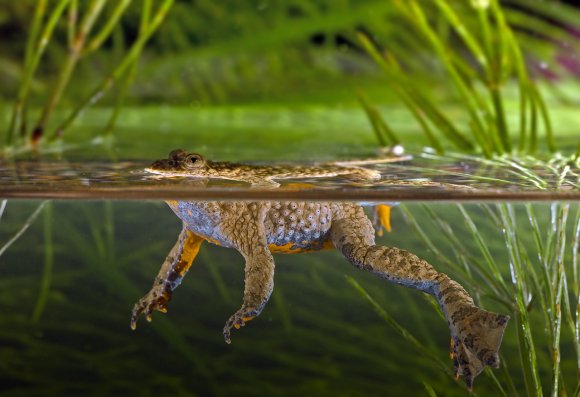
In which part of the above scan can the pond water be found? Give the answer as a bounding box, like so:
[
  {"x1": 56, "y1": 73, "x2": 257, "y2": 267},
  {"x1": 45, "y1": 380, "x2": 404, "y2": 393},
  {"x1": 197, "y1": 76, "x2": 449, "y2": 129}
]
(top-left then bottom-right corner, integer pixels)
[{"x1": 0, "y1": 151, "x2": 579, "y2": 396}]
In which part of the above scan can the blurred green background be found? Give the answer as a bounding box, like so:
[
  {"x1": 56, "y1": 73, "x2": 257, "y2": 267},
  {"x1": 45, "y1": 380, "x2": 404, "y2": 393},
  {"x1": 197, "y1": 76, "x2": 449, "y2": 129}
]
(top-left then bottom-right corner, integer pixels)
[{"x1": 1, "y1": 0, "x2": 580, "y2": 158}]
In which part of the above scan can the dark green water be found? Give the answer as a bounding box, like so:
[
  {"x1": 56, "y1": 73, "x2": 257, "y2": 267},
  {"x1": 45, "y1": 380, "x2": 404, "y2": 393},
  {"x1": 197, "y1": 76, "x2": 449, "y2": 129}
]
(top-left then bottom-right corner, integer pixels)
[{"x1": 1, "y1": 199, "x2": 578, "y2": 396}]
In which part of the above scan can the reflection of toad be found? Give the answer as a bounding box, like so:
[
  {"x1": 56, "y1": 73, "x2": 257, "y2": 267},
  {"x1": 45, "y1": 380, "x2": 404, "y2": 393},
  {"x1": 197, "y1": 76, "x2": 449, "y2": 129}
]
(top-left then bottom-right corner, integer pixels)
[{"x1": 131, "y1": 198, "x2": 508, "y2": 389}]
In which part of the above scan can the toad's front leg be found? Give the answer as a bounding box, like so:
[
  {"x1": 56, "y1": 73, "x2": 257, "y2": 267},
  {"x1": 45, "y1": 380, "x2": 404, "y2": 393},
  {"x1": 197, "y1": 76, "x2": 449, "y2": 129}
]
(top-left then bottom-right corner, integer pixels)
[
  {"x1": 131, "y1": 225, "x2": 204, "y2": 329},
  {"x1": 223, "y1": 234, "x2": 275, "y2": 344}
]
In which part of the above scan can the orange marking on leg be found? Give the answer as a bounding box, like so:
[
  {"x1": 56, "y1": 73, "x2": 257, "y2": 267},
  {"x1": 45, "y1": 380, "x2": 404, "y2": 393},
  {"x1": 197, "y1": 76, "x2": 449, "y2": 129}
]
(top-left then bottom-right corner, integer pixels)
[
  {"x1": 173, "y1": 231, "x2": 204, "y2": 277},
  {"x1": 450, "y1": 338, "x2": 454, "y2": 359},
  {"x1": 377, "y1": 204, "x2": 392, "y2": 233}
]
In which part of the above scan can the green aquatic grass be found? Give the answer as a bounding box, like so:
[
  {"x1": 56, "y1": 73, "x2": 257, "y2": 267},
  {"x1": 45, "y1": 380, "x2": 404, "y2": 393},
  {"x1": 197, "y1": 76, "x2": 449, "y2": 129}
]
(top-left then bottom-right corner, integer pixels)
[
  {"x1": 103, "y1": 0, "x2": 151, "y2": 136},
  {"x1": 3, "y1": 201, "x2": 580, "y2": 396},
  {"x1": 391, "y1": 203, "x2": 580, "y2": 396},
  {"x1": 2, "y1": 0, "x2": 579, "y2": 155},
  {"x1": 55, "y1": 202, "x2": 214, "y2": 383},
  {"x1": 32, "y1": 0, "x2": 108, "y2": 142},
  {"x1": 358, "y1": 0, "x2": 563, "y2": 157},
  {"x1": 3, "y1": 0, "x2": 173, "y2": 147},
  {"x1": 5, "y1": 0, "x2": 68, "y2": 145},
  {"x1": 345, "y1": 276, "x2": 463, "y2": 388},
  {"x1": 50, "y1": 0, "x2": 174, "y2": 142}
]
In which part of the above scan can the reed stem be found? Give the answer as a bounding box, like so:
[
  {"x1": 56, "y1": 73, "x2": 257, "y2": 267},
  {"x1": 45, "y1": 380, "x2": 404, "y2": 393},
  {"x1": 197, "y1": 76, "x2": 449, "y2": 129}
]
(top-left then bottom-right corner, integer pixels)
[
  {"x1": 32, "y1": 0, "x2": 107, "y2": 143},
  {"x1": 83, "y1": 0, "x2": 133, "y2": 56},
  {"x1": 5, "y1": 0, "x2": 69, "y2": 145}
]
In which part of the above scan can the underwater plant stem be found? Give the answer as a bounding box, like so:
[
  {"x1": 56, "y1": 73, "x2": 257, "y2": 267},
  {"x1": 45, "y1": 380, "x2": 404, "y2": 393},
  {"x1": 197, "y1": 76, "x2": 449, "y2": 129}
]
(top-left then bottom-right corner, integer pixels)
[
  {"x1": 0, "y1": 200, "x2": 7, "y2": 222},
  {"x1": 49, "y1": 0, "x2": 175, "y2": 141},
  {"x1": 0, "y1": 201, "x2": 48, "y2": 259},
  {"x1": 104, "y1": 202, "x2": 115, "y2": 264},
  {"x1": 423, "y1": 383, "x2": 438, "y2": 397},
  {"x1": 200, "y1": 250, "x2": 231, "y2": 303},
  {"x1": 498, "y1": 204, "x2": 543, "y2": 397},
  {"x1": 457, "y1": 205, "x2": 510, "y2": 298},
  {"x1": 345, "y1": 277, "x2": 458, "y2": 382},
  {"x1": 573, "y1": 207, "x2": 580, "y2": 376},
  {"x1": 32, "y1": 202, "x2": 54, "y2": 323},
  {"x1": 550, "y1": 204, "x2": 569, "y2": 397},
  {"x1": 5, "y1": 0, "x2": 69, "y2": 145},
  {"x1": 32, "y1": 0, "x2": 106, "y2": 142}
]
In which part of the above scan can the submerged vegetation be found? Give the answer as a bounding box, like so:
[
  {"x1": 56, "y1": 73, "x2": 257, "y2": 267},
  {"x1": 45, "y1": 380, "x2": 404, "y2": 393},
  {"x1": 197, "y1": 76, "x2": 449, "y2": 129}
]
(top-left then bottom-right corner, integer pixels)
[{"x1": 2, "y1": 201, "x2": 579, "y2": 396}]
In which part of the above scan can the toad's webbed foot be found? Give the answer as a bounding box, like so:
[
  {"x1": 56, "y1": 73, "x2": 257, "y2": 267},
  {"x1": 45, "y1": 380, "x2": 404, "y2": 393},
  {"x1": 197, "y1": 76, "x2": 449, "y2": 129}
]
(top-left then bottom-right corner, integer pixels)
[
  {"x1": 449, "y1": 308, "x2": 510, "y2": 390},
  {"x1": 130, "y1": 285, "x2": 171, "y2": 330},
  {"x1": 223, "y1": 307, "x2": 259, "y2": 344}
]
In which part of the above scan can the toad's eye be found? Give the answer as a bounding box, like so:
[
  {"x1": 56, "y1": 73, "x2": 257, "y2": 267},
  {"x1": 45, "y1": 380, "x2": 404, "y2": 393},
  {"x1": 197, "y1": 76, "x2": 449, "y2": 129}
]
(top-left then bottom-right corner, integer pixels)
[{"x1": 184, "y1": 154, "x2": 203, "y2": 168}]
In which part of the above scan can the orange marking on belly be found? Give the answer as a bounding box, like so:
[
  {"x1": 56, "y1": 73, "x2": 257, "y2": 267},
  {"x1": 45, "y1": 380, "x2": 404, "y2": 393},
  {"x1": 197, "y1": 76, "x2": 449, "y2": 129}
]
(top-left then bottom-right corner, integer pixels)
[
  {"x1": 201, "y1": 235, "x2": 223, "y2": 247},
  {"x1": 269, "y1": 239, "x2": 334, "y2": 254},
  {"x1": 281, "y1": 183, "x2": 316, "y2": 190}
]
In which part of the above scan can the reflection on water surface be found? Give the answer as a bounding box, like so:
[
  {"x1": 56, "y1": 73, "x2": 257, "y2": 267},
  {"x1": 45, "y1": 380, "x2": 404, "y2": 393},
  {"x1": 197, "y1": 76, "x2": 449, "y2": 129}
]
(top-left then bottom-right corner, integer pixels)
[{"x1": 0, "y1": 151, "x2": 578, "y2": 200}]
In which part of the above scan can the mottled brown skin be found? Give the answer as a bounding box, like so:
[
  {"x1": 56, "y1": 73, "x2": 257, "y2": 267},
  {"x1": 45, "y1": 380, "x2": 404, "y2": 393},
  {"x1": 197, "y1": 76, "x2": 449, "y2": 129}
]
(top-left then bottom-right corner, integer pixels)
[
  {"x1": 131, "y1": 200, "x2": 509, "y2": 389},
  {"x1": 144, "y1": 149, "x2": 411, "y2": 187}
]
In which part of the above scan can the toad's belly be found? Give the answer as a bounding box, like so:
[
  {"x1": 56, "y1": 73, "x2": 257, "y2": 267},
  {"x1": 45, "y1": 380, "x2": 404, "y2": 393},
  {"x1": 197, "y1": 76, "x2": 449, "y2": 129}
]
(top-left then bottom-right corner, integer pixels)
[{"x1": 265, "y1": 202, "x2": 334, "y2": 254}]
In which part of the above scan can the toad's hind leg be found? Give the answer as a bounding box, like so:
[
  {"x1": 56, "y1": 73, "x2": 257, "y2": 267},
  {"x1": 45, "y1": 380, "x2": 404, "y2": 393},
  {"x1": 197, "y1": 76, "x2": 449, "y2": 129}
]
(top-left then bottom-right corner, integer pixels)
[
  {"x1": 131, "y1": 225, "x2": 203, "y2": 330},
  {"x1": 330, "y1": 212, "x2": 509, "y2": 389}
]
